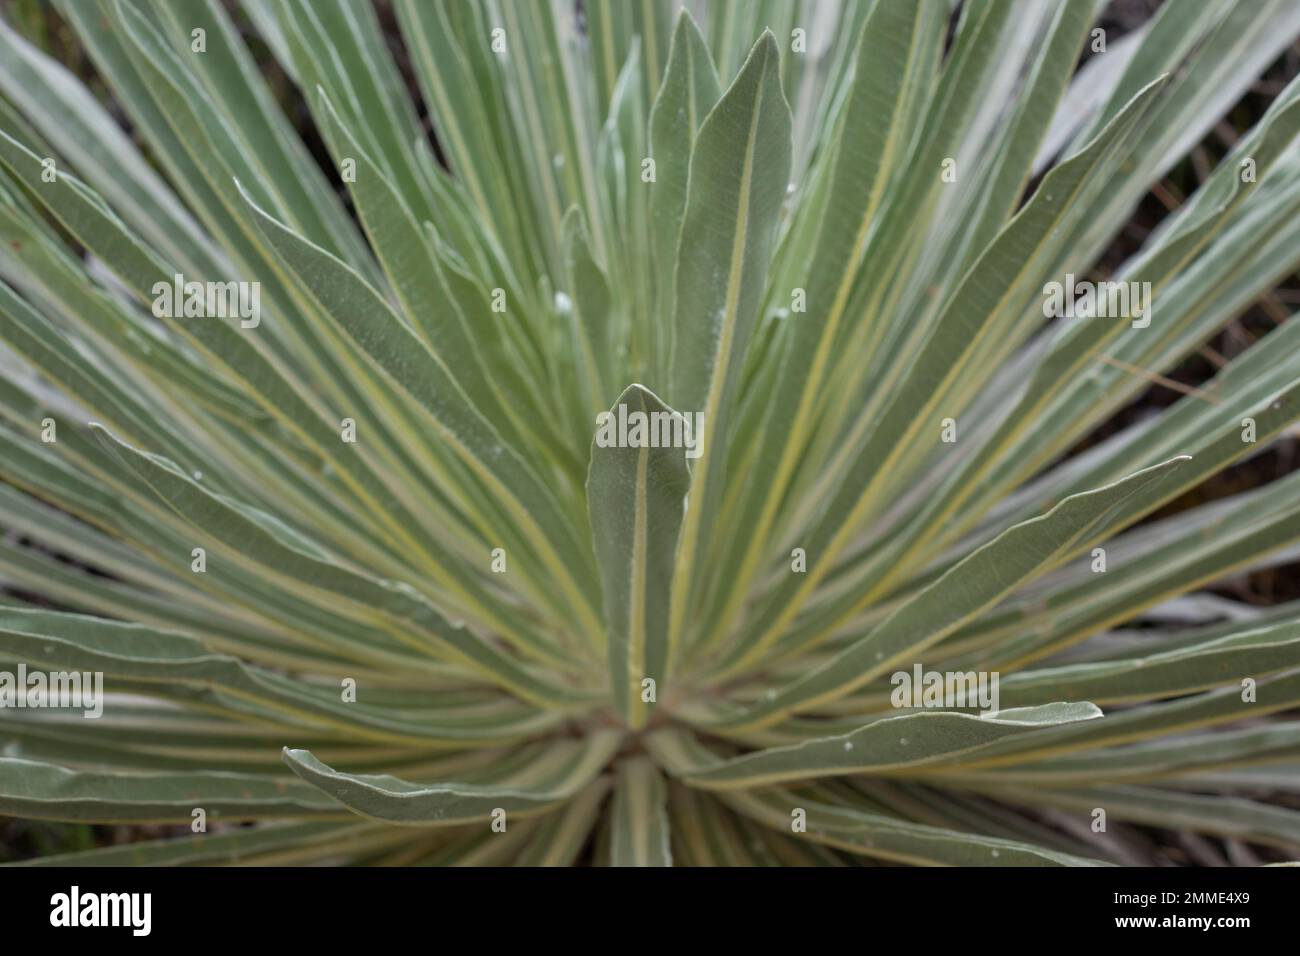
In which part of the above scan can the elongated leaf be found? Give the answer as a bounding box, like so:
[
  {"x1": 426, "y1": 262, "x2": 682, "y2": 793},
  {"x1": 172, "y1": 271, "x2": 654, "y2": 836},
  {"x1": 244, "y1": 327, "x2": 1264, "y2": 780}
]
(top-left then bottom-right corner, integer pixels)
[
  {"x1": 719, "y1": 788, "x2": 1112, "y2": 866},
  {"x1": 609, "y1": 757, "x2": 672, "y2": 866},
  {"x1": 957, "y1": 724, "x2": 1300, "y2": 786},
  {"x1": 654, "y1": 704, "x2": 1101, "y2": 791},
  {"x1": 665, "y1": 31, "x2": 792, "y2": 667},
  {"x1": 996, "y1": 619, "x2": 1300, "y2": 708},
  {"x1": 563, "y1": 207, "x2": 614, "y2": 417},
  {"x1": 588, "y1": 385, "x2": 690, "y2": 727},
  {"x1": 649, "y1": 9, "x2": 720, "y2": 350},
  {"x1": 0, "y1": 758, "x2": 341, "y2": 823},
  {"x1": 283, "y1": 731, "x2": 621, "y2": 826},
  {"x1": 945, "y1": 670, "x2": 1300, "y2": 772}
]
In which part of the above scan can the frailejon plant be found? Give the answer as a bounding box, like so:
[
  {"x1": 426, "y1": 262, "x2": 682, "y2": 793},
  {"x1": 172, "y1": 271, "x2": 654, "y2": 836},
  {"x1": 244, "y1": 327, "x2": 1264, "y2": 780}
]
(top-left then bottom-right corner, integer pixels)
[{"x1": 0, "y1": 0, "x2": 1299, "y2": 867}]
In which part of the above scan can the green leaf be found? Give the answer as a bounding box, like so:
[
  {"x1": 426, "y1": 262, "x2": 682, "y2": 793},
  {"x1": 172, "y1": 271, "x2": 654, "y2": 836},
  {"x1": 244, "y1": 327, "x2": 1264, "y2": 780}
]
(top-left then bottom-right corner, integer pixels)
[
  {"x1": 609, "y1": 757, "x2": 672, "y2": 866},
  {"x1": 718, "y1": 787, "x2": 1112, "y2": 867},
  {"x1": 0, "y1": 758, "x2": 341, "y2": 823},
  {"x1": 563, "y1": 207, "x2": 614, "y2": 417},
  {"x1": 649, "y1": 9, "x2": 720, "y2": 359},
  {"x1": 665, "y1": 30, "x2": 792, "y2": 667},
  {"x1": 942, "y1": 670, "x2": 1300, "y2": 772},
  {"x1": 996, "y1": 617, "x2": 1300, "y2": 708},
  {"x1": 957, "y1": 724, "x2": 1300, "y2": 786},
  {"x1": 653, "y1": 704, "x2": 1101, "y2": 791},
  {"x1": 588, "y1": 385, "x2": 690, "y2": 728},
  {"x1": 282, "y1": 731, "x2": 621, "y2": 826}
]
